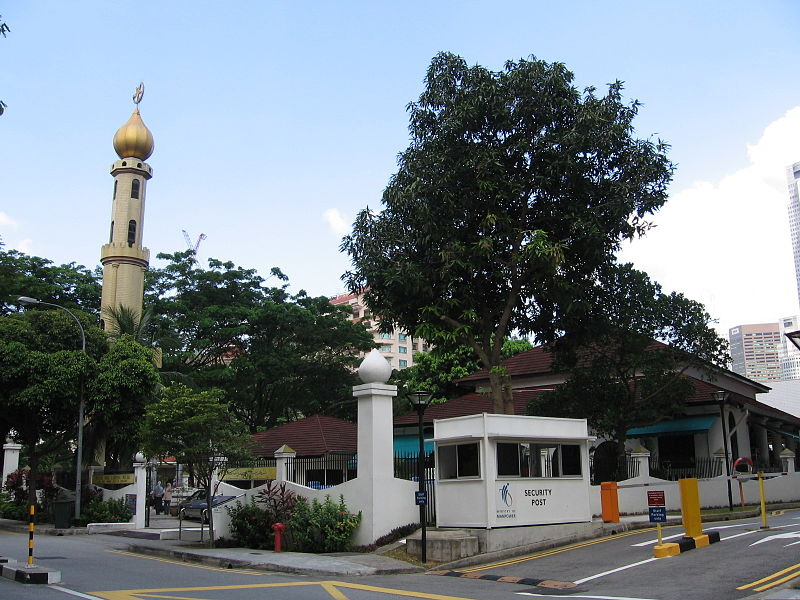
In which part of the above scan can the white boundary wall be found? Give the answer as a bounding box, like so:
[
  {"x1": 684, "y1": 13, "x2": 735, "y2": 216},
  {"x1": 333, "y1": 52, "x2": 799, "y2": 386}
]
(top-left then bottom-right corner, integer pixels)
[{"x1": 588, "y1": 472, "x2": 800, "y2": 516}]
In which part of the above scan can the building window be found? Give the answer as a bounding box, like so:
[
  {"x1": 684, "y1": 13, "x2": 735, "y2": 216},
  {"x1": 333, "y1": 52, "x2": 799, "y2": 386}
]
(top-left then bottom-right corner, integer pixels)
[
  {"x1": 438, "y1": 443, "x2": 480, "y2": 479},
  {"x1": 496, "y1": 442, "x2": 582, "y2": 478},
  {"x1": 399, "y1": 346, "x2": 408, "y2": 354},
  {"x1": 422, "y1": 344, "x2": 430, "y2": 352},
  {"x1": 109, "y1": 221, "x2": 114, "y2": 243},
  {"x1": 398, "y1": 333, "x2": 407, "y2": 341},
  {"x1": 379, "y1": 332, "x2": 391, "y2": 339},
  {"x1": 380, "y1": 344, "x2": 392, "y2": 352},
  {"x1": 131, "y1": 179, "x2": 140, "y2": 199},
  {"x1": 412, "y1": 343, "x2": 418, "y2": 351},
  {"x1": 399, "y1": 359, "x2": 408, "y2": 368},
  {"x1": 113, "y1": 180, "x2": 117, "y2": 198},
  {"x1": 127, "y1": 220, "x2": 137, "y2": 247}
]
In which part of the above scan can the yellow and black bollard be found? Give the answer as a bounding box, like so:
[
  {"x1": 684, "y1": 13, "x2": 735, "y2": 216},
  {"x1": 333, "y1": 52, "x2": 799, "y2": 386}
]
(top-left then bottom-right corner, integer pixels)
[{"x1": 27, "y1": 503, "x2": 35, "y2": 566}]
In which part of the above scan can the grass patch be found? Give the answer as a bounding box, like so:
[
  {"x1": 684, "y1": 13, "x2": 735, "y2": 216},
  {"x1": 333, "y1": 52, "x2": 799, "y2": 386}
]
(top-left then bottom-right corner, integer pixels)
[{"x1": 382, "y1": 546, "x2": 444, "y2": 569}]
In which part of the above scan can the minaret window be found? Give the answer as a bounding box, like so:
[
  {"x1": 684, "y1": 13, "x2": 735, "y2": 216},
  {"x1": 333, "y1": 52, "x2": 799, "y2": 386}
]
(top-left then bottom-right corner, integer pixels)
[
  {"x1": 131, "y1": 179, "x2": 140, "y2": 199},
  {"x1": 109, "y1": 221, "x2": 114, "y2": 243},
  {"x1": 127, "y1": 220, "x2": 137, "y2": 247},
  {"x1": 113, "y1": 180, "x2": 117, "y2": 198}
]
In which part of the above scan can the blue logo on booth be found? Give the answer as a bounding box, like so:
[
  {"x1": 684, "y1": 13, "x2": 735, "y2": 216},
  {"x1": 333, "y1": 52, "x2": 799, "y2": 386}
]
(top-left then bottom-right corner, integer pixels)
[{"x1": 500, "y1": 483, "x2": 513, "y2": 507}]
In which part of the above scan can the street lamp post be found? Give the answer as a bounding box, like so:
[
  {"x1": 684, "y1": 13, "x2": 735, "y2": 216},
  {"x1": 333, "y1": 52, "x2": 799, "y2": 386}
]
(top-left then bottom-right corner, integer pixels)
[
  {"x1": 713, "y1": 390, "x2": 734, "y2": 512},
  {"x1": 18, "y1": 296, "x2": 86, "y2": 522},
  {"x1": 408, "y1": 390, "x2": 432, "y2": 564}
]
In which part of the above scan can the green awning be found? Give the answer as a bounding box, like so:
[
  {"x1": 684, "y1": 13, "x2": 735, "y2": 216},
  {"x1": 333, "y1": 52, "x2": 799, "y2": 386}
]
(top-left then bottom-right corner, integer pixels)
[{"x1": 627, "y1": 415, "x2": 717, "y2": 437}]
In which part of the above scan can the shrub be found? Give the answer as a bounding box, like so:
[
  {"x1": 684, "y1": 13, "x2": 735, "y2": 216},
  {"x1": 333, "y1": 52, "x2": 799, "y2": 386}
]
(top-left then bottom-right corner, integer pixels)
[
  {"x1": 227, "y1": 482, "x2": 298, "y2": 550},
  {"x1": 227, "y1": 501, "x2": 272, "y2": 549},
  {"x1": 288, "y1": 495, "x2": 361, "y2": 553},
  {"x1": 0, "y1": 491, "x2": 28, "y2": 521},
  {"x1": 79, "y1": 498, "x2": 132, "y2": 525}
]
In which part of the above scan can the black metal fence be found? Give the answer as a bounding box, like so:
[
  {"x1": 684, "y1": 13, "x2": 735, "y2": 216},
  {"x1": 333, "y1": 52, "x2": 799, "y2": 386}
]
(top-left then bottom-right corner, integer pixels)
[
  {"x1": 588, "y1": 455, "x2": 641, "y2": 485},
  {"x1": 648, "y1": 456, "x2": 722, "y2": 481},
  {"x1": 393, "y1": 451, "x2": 436, "y2": 526}
]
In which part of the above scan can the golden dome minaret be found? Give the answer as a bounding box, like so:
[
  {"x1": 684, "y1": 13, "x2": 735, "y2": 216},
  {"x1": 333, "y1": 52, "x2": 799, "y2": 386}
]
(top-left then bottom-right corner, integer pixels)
[{"x1": 100, "y1": 83, "x2": 154, "y2": 331}]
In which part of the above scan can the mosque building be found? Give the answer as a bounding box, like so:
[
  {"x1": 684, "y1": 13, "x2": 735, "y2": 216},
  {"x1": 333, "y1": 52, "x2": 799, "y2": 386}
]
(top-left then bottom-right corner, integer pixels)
[{"x1": 99, "y1": 84, "x2": 154, "y2": 331}]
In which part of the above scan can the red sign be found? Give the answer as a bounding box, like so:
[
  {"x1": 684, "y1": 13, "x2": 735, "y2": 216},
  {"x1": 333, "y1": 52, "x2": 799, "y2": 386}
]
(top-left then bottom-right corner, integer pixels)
[{"x1": 647, "y1": 490, "x2": 665, "y2": 507}]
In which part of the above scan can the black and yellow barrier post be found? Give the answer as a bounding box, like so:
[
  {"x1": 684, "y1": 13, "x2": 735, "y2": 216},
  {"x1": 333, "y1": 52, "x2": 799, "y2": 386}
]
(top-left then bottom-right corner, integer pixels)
[
  {"x1": 758, "y1": 472, "x2": 769, "y2": 529},
  {"x1": 27, "y1": 504, "x2": 35, "y2": 566},
  {"x1": 678, "y1": 478, "x2": 720, "y2": 550}
]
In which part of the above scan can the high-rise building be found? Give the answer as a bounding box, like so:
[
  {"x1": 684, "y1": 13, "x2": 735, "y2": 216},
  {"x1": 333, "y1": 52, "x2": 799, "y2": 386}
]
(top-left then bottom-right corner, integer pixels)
[
  {"x1": 729, "y1": 323, "x2": 782, "y2": 383},
  {"x1": 99, "y1": 84, "x2": 154, "y2": 331},
  {"x1": 330, "y1": 292, "x2": 430, "y2": 370},
  {"x1": 779, "y1": 315, "x2": 800, "y2": 380},
  {"x1": 787, "y1": 161, "x2": 800, "y2": 307}
]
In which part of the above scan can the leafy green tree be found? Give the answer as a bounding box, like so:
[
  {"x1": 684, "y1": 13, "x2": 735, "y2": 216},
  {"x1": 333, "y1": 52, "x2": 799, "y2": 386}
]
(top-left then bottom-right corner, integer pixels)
[
  {"x1": 86, "y1": 334, "x2": 160, "y2": 468},
  {"x1": 342, "y1": 52, "x2": 673, "y2": 415},
  {"x1": 0, "y1": 309, "x2": 105, "y2": 506},
  {"x1": 141, "y1": 384, "x2": 250, "y2": 546},
  {"x1": 527, "y1": 263, "x2": 729, "y2": 463},
  {"x1": 0, "y1": 241, "x2": 101, "y2": 315},
  {"x1": 146, "y1": 252, "x2": 374, "y2": 431}
]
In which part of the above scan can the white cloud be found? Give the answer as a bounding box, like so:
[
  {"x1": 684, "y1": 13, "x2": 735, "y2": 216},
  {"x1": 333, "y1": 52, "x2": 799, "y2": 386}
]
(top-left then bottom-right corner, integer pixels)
[
  {"x1": 0, "y1": 212, "x2": 19, "y2": 228},
  {"x1": 17, "y1": 239, "x2": 33, "y2": 254},
  {"x1": 619, "y1": 107, "x2": 800, "y2": 337},
  {"x1": 323, "y1": 208, "x2": 350, "y2": 236}
]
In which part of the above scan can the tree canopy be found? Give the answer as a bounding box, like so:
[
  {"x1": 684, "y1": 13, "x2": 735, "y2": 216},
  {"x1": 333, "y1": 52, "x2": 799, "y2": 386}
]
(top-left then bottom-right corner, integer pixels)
[
  {"x1": 145, "y1": 251, "x2": 374, "y2": 430},
  {"x1": 527, "y1": 263, "x2": 729, "y2": 461},
  {"x1": 141, "y1": 384, "x2": 250, "y2": 546},
  {"x1": 342, "y1": 52, "x2": 673, "y2": 414}
]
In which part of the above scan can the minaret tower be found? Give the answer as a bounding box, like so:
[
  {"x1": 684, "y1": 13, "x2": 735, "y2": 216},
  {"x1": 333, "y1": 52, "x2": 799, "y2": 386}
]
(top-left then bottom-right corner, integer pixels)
[{"x1": 100, "y1": 83, "x2": 154, "y2": 330}]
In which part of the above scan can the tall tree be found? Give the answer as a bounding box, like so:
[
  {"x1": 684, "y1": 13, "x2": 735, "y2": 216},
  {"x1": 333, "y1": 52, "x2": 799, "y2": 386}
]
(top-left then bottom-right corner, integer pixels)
[
  {"x1": 391, "y1": 338, "x2": 532, "y2": 406},
  {"x1": 527, "y1": 263, "x2": 729, "y2": 464},
  {"x1": 342, "y1": 52, "x2": 673, "y2": 414},
  {"x1": 0, "y1": 241, "x2": 101, "y2": 315},
  {"x1": 141, "y1": 384, "x2": 249, "y2": 547}
]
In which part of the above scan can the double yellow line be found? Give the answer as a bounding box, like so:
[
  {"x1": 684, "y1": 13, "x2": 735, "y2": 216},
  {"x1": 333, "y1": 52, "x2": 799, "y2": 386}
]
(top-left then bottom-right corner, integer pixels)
[
  {"x1": 458, "y1": 527, "x2": 662, "y2": 572},
  {"x1": 738, "y1": 563, "x2": 800, "y2": 592}
]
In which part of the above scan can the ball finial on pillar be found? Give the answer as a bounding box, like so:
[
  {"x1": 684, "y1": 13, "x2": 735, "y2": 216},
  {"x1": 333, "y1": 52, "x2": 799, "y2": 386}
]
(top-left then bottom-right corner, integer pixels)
[{"x1": 358, "y1": 349, "x2": 392, "y2": 384}]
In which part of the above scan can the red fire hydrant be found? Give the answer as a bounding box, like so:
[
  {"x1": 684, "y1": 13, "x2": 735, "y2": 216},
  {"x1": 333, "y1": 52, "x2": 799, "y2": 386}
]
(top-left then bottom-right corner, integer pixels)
[{"x1": 272, "y1": 522, "x2": 287, "y2": 553}]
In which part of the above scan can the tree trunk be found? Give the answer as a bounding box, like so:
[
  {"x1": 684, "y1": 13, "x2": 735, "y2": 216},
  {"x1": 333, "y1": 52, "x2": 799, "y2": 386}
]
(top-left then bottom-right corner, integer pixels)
[
  {"x1": 204, "y1": 483, "x2": 215, "y2": 548},
  {"x1": 488, "y1": 368, "x2": 515, "y2": 415}
]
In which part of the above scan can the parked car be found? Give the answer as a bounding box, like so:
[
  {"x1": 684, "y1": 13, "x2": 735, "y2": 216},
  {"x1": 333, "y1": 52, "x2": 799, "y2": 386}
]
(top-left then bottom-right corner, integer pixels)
[{"x1": 181, "y1": 495, "x2": 237, "y2": 522}]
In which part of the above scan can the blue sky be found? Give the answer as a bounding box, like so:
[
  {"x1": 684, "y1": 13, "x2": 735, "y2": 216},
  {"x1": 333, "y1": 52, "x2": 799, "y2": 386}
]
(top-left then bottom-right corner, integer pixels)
[{"x1": 2, "y1": 2, "x2": 800, "y2": 335}]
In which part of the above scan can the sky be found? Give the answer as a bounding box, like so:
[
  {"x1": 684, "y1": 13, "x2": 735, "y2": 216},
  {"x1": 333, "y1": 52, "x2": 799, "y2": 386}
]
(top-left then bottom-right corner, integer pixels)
[{"x1": 2, "y1": 1, "x2": 800, "y2": 338}]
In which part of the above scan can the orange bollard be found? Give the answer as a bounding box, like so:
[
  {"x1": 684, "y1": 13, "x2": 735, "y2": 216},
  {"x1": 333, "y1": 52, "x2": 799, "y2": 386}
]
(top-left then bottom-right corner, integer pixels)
[
  {"x1": 271, "y1": 522, "x2": 286, "y2": 552},
  {"x1": 600, "y1": 481, "x2": 620, "y2": 523}
]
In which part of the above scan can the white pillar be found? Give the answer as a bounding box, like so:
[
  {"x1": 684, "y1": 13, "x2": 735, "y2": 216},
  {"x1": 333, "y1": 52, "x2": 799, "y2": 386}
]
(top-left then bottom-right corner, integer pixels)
[
  {"x1": 133, "y1": 461, "x2": 147, "y2": 528},
  {"x1": 2, "y1": 441, "x2": 22, "y2": 485},
  {"x1": 352, "y1": 349, "x2": 398, "y2": 544},
  {"x1": 629, "y1": 449, "x2": 651, "y2": 478},
  {"x1": 781, "y1": 449, "x2": 796, "y2": 473},
  {"x1": 274, "y1": 445, "x2": 296, "y2": 482}
]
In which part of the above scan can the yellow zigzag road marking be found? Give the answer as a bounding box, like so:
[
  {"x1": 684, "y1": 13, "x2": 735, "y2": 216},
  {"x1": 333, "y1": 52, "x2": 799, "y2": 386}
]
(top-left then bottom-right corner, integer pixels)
[
  {"x1": 737, "y1": 562, "x2": 800, "y2": 591},
  {"x1": 91, "y1": 581, "x2": 482, "y2": 600},
  {"x1": 458, "y1": 527, "x2": 669, "y2": 572},
  {"x1": 105, "y1": 549, "x2": 269, "y2": 575}
]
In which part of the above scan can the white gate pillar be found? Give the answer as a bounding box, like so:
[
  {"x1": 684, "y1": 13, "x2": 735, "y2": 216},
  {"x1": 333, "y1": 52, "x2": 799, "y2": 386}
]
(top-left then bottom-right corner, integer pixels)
[
  {"x1": 2, "y1": 440, "x2": 22, "y2": 485},
  {"x1": 274, "y1": 445, "x2": 296, "y2": 482},
  {"x1": 353, "y1": 349, "x2": 397, "y2": 544},
  {"x1": 132, "y1": 456, "x2": 147, "y2": 528}
]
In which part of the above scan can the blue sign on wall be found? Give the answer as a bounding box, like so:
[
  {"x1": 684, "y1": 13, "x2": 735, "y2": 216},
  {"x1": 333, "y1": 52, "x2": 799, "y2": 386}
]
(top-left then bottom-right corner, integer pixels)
[
  {"x1": 415, "y1": 490, "x2": 428, "y2": 506},
  {"x1": 648, "y1": 506, "x2": 666, "y2": 522}
]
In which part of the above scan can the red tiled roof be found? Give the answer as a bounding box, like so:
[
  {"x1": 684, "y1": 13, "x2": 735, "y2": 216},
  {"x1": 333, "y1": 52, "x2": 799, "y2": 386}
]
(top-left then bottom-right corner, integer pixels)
[
  {"x1": 393, "y1": 388, "x2": 553, "y2": 425},
  {"x1": 250, "y1": 415, "x2": 357, "y2": 457}
]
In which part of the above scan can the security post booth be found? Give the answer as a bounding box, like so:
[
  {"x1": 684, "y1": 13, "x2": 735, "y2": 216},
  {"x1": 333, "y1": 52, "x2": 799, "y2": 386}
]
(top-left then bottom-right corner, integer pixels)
[{"x1": 434, "y1": 413, "x2": 593, "y2": 528}]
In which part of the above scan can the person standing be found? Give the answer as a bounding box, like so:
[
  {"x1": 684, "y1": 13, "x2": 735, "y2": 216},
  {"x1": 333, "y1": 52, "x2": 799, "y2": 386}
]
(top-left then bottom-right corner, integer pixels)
[
  {"x1": 163, "y1": 482, "x2": 173, "y2": 515},
  {"x1": 152, "y1": 481, "x2": 164, "y2": 515}
]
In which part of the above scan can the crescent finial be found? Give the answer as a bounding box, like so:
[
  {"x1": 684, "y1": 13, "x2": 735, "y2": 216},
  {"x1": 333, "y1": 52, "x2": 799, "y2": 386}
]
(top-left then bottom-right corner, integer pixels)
[{"x1": 132, "y1": 82, "x2": 145, "y2": 105}]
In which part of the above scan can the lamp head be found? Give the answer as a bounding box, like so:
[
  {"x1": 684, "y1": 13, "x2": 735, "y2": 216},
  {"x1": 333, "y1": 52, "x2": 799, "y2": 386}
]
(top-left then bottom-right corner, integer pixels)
[
  {"x1": 408, "y1": 390, "x2": 433, "y2": 408},
  {"x1": 18, "y1": 296, "x2": 41, "y2": 306},
  {"x1": 713, "y1": 390, "x2": 729, "y2": 403}
]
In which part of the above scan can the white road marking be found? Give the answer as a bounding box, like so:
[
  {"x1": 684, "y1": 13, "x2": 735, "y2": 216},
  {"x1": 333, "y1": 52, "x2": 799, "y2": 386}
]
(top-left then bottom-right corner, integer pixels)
[
  {"x1": 518, "y1": 594, "x2": 657, "y2": 600},
  {"x1": 631, "y1": 532, "x2": 685, "y2": 546},
  {"x1": 50, "y1": 586, "x2": 106, "y2": 600},
  {"x1": 573, "y1": 558, "x2": 660, "y2": 585},
  {"x1": 750, "y1": 531, "x2": 800, "y2": 546}
]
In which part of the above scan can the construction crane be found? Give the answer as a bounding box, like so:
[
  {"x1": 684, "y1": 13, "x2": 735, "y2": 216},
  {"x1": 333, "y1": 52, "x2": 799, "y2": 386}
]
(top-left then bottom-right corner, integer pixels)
[{"x1": 182, "y1": 230, "x2": 207, "y2": 255}]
